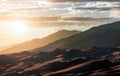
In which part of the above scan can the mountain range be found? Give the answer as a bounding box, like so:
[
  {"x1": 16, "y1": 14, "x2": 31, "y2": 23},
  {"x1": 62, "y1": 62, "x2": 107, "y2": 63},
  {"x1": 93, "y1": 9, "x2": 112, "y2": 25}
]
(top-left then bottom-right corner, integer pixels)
[
  {"x1": 34, "y1": 21, "x2": 120, "y2": 52},
  {"x1": 0, "y1": 30, "x2": 79, "y2": 54},
  {"x1": 0, "y1": 21, "x2": 120, "y2": 76},
  {"x1": 0, "y1": 46, "x2": 9, "y2": 51}
]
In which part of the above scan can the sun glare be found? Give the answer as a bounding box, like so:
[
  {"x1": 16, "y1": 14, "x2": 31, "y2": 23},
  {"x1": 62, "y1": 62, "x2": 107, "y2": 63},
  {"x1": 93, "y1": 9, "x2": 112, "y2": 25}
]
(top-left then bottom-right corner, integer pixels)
[{"x1": 10, "y1": 21, "x2": 27, "y2": 35}]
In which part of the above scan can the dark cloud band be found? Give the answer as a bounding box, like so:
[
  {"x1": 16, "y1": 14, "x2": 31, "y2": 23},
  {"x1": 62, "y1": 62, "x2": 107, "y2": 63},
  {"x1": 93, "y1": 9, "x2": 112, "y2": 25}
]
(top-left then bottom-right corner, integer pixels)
[
  {"x1": 73, "y1": 7, "x2": 120, "y2": 11},
  {"x1": 0, "y1": 16, "x2": 115, "y2": 22}
]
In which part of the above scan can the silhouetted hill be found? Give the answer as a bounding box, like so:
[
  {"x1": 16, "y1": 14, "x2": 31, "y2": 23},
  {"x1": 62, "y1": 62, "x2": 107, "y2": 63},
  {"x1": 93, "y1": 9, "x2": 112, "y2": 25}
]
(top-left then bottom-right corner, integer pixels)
[
  {"x1": 36, "y1": 21, "x2": 120, "y2": 52},
  {"x1": 0, "y1": 30, "x2": 79, "y2": 54}
]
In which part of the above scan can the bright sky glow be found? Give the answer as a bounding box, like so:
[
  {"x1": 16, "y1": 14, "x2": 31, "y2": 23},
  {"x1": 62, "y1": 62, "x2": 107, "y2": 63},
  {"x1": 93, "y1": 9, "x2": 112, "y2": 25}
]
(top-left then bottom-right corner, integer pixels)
[
  {"x1": 0, "y1": 0, "x2": 120, "y2": 47},
  {"x1": 9, "y1": 21, "x2": 27, "y2": 35}
]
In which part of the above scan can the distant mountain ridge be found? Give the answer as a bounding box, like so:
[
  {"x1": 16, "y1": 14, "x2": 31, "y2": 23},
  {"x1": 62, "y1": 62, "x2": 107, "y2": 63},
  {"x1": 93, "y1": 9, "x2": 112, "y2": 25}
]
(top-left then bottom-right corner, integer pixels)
[
  {"x1": 0, "y1": 21, "x2": 120, "y2": 76},
  {"x1": 0, "y1": 30, "x2": 79, "y2": 54},
  {"x1": 0, "y1": 46, "x2": 9, "y2": 51},
  {"x1": 34, "y1": 21, "x2": 120, "y2": 52}
]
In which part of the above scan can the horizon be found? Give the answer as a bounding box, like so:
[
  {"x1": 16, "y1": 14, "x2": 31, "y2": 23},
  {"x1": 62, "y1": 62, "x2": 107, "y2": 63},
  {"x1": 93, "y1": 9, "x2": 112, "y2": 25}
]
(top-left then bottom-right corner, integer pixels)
[
  {"x1": 0, "y1": 0, "x2": 120, "y2": 48},
  {"x1": 0, "y1": 1, "x2": 120, "y2": 76}
]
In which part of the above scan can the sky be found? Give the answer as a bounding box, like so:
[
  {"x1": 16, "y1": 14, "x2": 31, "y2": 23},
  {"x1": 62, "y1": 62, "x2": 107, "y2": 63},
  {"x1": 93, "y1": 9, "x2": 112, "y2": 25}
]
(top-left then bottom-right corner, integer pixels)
[{"x1": 0, "y1": 0, "x2": 120, "y2": 47}]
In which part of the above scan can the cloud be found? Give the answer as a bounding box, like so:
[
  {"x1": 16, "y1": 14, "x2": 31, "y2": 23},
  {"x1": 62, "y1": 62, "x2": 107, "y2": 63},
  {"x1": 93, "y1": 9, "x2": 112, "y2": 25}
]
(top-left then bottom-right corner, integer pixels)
[
  {"x1": 0, "y1": 0, "x2": 119, "y2": 20},
  {"x1": 109, "y1": 9, "x2": 120, "y2": 18},
  {"x1": 0, "y1": 16, "x2": 116, "y2": 22},
  {"x1": 10, "y1": 7, "x2": 47, "y2": 11},
  {"x1": 84, "y1": 2, "x2": 119, "y2": 7},
  {"x1": 72, "y1": 1, "x2": 120, "y2": 11},
  {"x1": 60, "y1": 17, "x2": 113, "y2": 21},
  {"x1": 0, "y1": 16, "x2": 61, "y2": 21},
  {"x1": 73, "y1": 7, "x2": 120, "y2": 11},
  {"x1": 47, "y1": 0, "x2": 120, "y2": 2}
]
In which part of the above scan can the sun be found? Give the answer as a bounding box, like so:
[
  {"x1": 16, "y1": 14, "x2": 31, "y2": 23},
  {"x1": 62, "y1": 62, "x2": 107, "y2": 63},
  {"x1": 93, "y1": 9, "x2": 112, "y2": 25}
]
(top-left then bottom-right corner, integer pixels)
[{"x1": 10, "y1": 21, "x2": 27, "y2": 35}]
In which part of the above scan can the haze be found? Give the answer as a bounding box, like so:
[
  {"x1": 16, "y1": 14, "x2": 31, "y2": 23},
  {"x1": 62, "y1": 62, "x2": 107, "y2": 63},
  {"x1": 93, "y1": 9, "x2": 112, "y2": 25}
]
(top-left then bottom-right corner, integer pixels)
[{"x1": 0, "y1": 0, "x2": 120, "y2": 47}]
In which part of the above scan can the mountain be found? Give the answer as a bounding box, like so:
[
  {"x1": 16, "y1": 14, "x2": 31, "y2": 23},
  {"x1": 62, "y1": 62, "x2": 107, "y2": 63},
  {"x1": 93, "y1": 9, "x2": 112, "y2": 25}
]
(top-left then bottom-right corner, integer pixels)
[
  {"x1": 0, "y1": 30, "x2": 79, "y2": 54},
  {"x1": 0, "y1": 21, "x2": 120, "y2": 76},
  {"x1": 0, "y1": 46, "x2": 9, "y2": 51},
  {"x1": 35, "y1": 21, "x2": 120, "y2": 52},
  {"x1": 0, "y1": 45, "x2": 11, "y2": 51}
]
